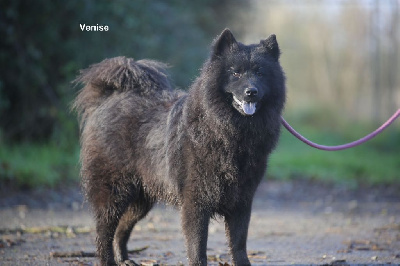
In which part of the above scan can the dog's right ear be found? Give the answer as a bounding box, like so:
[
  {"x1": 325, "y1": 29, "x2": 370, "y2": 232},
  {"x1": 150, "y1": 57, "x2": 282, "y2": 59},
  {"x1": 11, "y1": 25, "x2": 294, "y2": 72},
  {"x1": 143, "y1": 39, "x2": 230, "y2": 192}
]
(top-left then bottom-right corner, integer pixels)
[
  {"x1": 212, "y1": 28, "x2": 238, "y2": 59},
  {"x1": 260, "y1": 34, "x2": 280, "y2": 61}
]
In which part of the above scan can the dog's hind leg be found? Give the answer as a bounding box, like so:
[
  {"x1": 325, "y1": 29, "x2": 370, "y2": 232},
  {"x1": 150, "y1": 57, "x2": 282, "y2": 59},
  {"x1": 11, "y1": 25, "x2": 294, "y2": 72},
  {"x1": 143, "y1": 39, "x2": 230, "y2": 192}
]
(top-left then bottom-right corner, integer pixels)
[
  {"x1": 94, "y1": 202, "x2": 128, "y2": 266},
  {"x1": 113, "y1": 198, "x2": 154, "y2": 265},
  {"x1": 89, "y1": 177, "x2": 137, "y2": 265}
]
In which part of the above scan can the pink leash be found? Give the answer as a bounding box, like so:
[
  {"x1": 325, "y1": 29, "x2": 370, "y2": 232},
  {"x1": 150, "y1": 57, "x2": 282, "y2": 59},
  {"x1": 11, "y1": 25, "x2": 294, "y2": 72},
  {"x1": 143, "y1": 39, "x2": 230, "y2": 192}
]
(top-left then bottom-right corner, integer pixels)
[{"x1": 281, "y1": 109, "x2": 400, "y2": 151}]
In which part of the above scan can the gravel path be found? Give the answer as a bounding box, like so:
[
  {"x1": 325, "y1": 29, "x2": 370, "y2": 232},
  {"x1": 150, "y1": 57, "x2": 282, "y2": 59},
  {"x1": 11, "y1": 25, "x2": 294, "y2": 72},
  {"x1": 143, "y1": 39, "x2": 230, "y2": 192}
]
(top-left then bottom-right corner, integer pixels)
[{"x1": 1, "y1": 180, "x2": 399, "y2": 265}]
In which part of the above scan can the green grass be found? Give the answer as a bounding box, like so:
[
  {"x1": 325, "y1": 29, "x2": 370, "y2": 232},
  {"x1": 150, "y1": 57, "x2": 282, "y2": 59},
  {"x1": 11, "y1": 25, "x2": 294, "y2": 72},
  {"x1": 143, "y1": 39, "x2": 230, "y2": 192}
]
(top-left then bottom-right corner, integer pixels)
[
  {"x1": 1, "y1": 109, "x2": 399, "y2": 188},
  {"x1": 0, "y1": 142, "x2": 80, "y2": 188},
  {"x1": 269, "y1": 110, "x2": 400, "y2": 186}
]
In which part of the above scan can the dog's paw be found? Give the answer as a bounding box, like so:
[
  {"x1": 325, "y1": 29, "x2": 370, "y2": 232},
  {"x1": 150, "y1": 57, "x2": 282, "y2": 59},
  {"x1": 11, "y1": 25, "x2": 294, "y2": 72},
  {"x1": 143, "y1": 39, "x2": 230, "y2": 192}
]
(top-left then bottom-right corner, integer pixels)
[{"x1": 118, "y1": 260, "x2": 139, "y2": 266}]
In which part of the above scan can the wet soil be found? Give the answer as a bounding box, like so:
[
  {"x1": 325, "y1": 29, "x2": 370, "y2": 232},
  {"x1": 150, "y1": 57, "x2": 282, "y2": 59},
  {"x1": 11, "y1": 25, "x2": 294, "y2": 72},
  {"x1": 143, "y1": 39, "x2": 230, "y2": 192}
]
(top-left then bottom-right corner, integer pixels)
[{"x1": 1, "y1": 180, "x2": 400, "y2": 265}]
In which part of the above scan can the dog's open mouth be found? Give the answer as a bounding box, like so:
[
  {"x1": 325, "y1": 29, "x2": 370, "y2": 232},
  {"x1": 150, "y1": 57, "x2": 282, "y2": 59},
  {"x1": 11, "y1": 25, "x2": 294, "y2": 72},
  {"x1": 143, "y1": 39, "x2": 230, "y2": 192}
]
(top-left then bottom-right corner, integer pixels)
[{"x1": 233, "y1": 96, "x2": 257, "y2": 115}]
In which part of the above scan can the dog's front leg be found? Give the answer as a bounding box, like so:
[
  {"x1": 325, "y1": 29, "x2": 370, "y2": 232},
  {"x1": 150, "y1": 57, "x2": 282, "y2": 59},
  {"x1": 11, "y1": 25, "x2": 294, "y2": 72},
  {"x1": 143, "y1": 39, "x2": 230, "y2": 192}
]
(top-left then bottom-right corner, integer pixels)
[
  {"x1": 224, "y1": 204, "x2": 252, "y2": 265},
  {"x1": 181, "y1": 201, "x2": 210, "y2": 266}
]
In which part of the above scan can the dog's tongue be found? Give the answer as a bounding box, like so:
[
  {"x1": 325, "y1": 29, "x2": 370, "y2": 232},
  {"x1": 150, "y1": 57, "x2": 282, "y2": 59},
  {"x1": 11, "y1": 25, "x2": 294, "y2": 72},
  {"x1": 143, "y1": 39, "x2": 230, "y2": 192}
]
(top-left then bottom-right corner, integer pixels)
[{"x1": 242, "y1": 102, "x2": 256, "y2": 115}]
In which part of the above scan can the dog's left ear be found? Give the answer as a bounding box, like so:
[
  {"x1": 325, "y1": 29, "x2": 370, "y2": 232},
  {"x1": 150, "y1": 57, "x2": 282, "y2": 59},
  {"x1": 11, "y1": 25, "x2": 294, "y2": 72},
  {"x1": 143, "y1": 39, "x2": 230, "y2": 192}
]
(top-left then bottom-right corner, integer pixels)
[
  {"x1": 212, "y1": 28, "x2": 238, "y2": 59},
  {"x1": 260, "y1": 34, "x2": 280, "y2": 61}
]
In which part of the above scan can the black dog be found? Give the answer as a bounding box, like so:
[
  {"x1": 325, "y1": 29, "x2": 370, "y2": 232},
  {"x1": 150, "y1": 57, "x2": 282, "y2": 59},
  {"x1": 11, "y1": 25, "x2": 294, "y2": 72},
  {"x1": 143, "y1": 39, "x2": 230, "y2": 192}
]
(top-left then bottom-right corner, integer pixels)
[{"x1": 73, "y1": 29, "x2": 286, "y2": 265}]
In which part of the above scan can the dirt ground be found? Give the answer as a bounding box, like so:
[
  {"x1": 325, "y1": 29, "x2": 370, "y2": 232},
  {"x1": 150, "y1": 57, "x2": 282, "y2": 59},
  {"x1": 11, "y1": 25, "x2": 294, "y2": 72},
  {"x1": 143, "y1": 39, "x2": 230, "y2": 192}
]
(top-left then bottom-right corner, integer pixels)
[{"x1": 1, "y1": 180, "x2": 400, "y2": 266}]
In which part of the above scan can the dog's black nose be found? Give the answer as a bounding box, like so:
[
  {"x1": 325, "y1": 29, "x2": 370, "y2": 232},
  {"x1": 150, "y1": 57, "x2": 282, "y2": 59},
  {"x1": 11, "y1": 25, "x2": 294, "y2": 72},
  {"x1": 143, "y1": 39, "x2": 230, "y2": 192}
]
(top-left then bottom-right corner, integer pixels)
[{"x1": 245, "y1": 87, "x2": 258, "y2": 97}]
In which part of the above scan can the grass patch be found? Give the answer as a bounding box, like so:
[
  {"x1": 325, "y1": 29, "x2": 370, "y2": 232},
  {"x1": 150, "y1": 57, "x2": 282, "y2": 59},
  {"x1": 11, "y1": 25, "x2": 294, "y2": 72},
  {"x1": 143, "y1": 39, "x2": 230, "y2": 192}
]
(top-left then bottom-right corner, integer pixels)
[
  {"x1": 0, "y1": 142, "x2": 80, "y2": 188},
  {"x1": 269, "y1": 109, "x2": 400, "y2": 186},
  {"x1": 1, "y1": 108, "x2": 399, "y2": 188}
]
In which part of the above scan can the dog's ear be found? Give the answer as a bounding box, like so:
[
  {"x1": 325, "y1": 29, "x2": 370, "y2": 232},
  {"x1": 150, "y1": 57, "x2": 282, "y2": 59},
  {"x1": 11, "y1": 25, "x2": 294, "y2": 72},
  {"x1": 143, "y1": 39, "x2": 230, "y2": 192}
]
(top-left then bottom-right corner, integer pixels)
[
  {"x1": 212, "y1": 28, "x2": 238, "y2": 59},
  {"x1": 260, "y1": 34, "x2": 280, "y2": 61}
]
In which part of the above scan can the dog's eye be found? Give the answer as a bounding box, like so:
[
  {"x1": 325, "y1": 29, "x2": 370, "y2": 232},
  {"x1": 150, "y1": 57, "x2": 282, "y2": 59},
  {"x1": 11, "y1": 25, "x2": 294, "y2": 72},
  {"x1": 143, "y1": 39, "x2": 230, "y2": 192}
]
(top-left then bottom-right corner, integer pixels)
[
  {"x1": 255, "y1": 68, "x2": 263, "y2": 76},
  {"x1": 232, "y1": 72, "x2": 241, "y2": 78}
]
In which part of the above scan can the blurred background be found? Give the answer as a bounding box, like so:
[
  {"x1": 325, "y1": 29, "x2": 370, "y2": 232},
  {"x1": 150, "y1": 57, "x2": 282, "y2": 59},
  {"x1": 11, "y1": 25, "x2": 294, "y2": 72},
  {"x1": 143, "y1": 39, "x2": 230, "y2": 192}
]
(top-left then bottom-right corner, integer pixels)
[{"x1": 0, "y1": 0, "x2": 399, "y2": 189}]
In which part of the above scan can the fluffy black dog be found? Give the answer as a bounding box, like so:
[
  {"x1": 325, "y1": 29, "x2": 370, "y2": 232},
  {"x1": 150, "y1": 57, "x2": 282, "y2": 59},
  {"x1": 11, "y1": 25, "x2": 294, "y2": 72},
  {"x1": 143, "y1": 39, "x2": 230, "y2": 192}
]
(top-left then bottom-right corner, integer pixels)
[{"x1": 73, "y1": 29, "x2": 286, "y2": 265}]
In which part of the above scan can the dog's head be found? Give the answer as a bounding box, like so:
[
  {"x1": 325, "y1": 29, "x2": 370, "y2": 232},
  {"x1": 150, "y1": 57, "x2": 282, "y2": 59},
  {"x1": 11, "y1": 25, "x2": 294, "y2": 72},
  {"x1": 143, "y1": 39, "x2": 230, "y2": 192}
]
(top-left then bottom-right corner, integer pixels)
[{"x1": 211, "y1": 29, "x2": 285, "y2": 116}]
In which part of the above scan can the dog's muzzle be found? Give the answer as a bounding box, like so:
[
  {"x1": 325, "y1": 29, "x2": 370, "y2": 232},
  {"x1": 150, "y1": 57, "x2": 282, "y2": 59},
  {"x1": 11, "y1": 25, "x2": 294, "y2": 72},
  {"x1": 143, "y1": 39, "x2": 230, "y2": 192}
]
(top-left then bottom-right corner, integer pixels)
[{"x1": 233, "y1": 96, "x2": 257, "y2": 115}]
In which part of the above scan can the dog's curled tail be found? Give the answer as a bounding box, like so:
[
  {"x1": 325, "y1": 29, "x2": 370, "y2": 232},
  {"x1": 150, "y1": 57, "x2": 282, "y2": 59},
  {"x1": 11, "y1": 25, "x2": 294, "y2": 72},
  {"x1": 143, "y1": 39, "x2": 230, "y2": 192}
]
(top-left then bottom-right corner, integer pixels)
[{"x1": 72, "y1": 56, "x2": 172, "y2": 127}]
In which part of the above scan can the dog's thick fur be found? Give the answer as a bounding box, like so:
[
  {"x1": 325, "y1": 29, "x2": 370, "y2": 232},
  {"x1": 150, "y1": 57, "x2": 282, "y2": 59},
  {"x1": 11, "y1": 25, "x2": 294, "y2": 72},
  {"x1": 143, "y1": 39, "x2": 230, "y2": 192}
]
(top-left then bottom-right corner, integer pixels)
[{"x1": 73, "y1": 29, "x2": 285, "y2": 265}]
